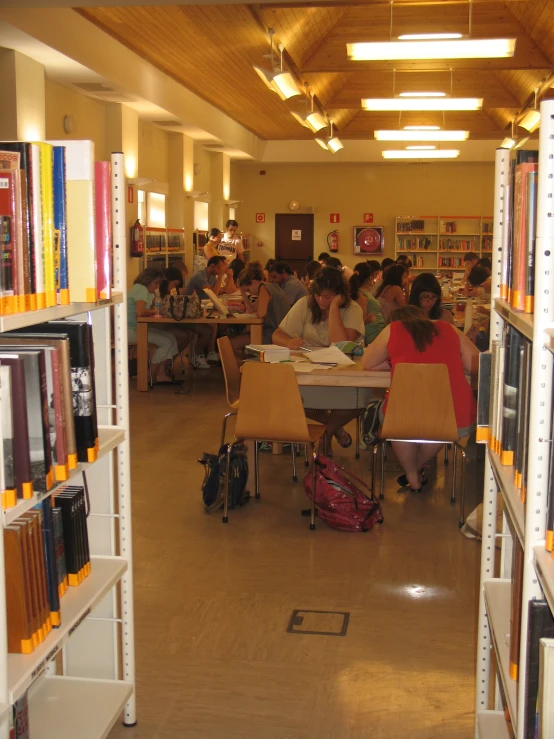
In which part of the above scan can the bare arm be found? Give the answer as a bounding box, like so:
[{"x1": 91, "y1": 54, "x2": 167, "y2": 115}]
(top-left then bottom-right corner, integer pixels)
[
  {"x1": 255, "y1": 284, "x2": 271, "y2": 320},
  {"x1": 356, "y1": 293, "x2": 375, "y2": 325},
  {"x1": 240, "y1": 287, "x2": 256, "y2": 314},
  {"x1": 272, "y1": 326, "x2": 306, "y2": 350},
  {"x1": 203, "y1": 243, "x2": 216, "y2": 259},
  {"x1": 135, "y1": 299, "x2": 155, "y2": 318},
  {"x1": 362, "y1": 325, "x2": 391, "y2": 369},
  {"x1": 328, "y1": 296, "x2": 359, "y2": 343},
  {"x1": 392, "y1": 286, "x2": 407, "y2": 307},
  {"x1": 454, "y1": 326, "x2": 480, "y2": 386}
]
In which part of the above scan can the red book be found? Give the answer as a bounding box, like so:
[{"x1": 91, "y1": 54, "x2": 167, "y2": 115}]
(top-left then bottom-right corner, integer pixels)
[
  {"x1": 512, "y1": 160, "x2": 538, "y2": 312},
  {"x1": 0, "y1": 171, "x2": 17, "y2": 314},
  {"x1": 95, "y1": 161, "x2": 111, "y2": 301}
]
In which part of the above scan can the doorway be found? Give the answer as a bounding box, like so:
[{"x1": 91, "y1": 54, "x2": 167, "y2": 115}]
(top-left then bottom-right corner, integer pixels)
[{"x1": 275, "y1": 214, "x2": 314, "y2": 278}]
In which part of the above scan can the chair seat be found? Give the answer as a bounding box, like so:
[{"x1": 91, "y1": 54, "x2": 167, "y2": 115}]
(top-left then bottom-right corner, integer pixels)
[
  {"x1": 230, "y1": 400, "x2": 239, "y2": 410},
  {"x1": 308, "y1": 424, "x2": 326, "y2": 443}
]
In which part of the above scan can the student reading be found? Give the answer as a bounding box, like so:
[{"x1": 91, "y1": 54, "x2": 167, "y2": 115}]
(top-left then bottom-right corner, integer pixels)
[{"x1": 272, "y1": 266, "x2": 367, "y2": 454}]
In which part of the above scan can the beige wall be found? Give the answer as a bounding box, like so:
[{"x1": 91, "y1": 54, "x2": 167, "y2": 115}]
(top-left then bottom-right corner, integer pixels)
[
  {"x1": 232, "y1": 161, "x2": 495, "y2": 271},
  {"x1": 138, "y1": 121, "x2": 168, "y2": 184}
]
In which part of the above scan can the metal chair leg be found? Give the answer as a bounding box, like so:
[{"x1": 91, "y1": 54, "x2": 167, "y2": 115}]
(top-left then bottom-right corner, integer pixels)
[
  {"x1": 220, "y1": 411, "x2": 237, "y2": 449},
  {"x1": 254, "y1": 441, "x2": 260, "y2": 499},
  {"x1": 372, "y1": 444, "x2": 378, "y2": 496},
  {"x1": 451, "y1": 444, "x2": 457, "y2": 504},
  {"x1": 444, "y1": 444, "x2": 449, "y2": 465},
  {"x1": 355, "y1": 415, "x2": 360, "y2": 459},
  {"x1": 310, "y1": 443, "x2": 317, "y2": 530},
  {"x1": 304, "y1": 444, "x2": 309, "y2": 467},
  {"x1": 292, "y1": 443, "x2": 298, "y2": 482},
  {"x1": 458, "y1": 445, "x2": 467, "y2": 528},
  {"x1": 379, "y1": 441, "x2": 386, "y2": 500},
  {"x1": 222, "y1": 442, "x2": 234, "y2": 523}
]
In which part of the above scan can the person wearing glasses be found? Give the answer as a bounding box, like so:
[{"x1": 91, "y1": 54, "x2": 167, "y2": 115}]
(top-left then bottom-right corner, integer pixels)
[{"x1": 408, "y1": 273, "x2": 454, "y2": 324}]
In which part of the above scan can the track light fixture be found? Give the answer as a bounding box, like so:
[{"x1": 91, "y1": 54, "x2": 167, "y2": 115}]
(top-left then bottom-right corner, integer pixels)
[
  {"x1": 253, "y1": 29, "x2": 301, "y2": 100},
  {"x1": 315, "y1": 120, "x2": 343, "y2": 153},
  {"x1": 291, "y1": 85, "x2": 328, "y2": 132}
]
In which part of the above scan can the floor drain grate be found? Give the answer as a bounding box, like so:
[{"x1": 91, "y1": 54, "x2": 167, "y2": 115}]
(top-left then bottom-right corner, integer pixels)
[{"x1": 286, "y1": 609, "x2": 349, "y2": 637}]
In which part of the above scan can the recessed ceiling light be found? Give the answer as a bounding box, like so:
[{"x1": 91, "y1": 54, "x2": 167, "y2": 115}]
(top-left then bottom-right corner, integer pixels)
[
  {"x1": 382, "y1": 149, "x2": 460, "y2": 159},
  {"x1": 347, "y1": 38, "x2": 515, "y2": 61},
  {"x1": 404, "y1": 126, "x2": 440, "y2": 131},
  {"x1": 398, "y1": 33, "x2": 463, "y2": 41},
  {"x1": 406, "y1": 145, "x2": 436, "y2": 150},
  {"x1": 375, "y1": 130, "x2": 469, "y2": 141},
  {"x1": 399, "y1": 92, "x2": 446, "y2": 97},
  {"x1": 363, "y1": 98, "x2": 482, "y2": 111}
]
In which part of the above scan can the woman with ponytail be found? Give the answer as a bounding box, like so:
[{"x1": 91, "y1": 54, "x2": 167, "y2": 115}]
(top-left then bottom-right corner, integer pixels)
[
  {"x1": 362, "y1": 305, "x2": 479, "y2": 491},
  {"x1": 349, "y1": 262, "x2": 385, "y2": 345}
]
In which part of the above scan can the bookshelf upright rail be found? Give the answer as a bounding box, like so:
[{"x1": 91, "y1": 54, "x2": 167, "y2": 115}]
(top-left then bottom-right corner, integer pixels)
[
  {"x1": 475, "y1": 105, "x2": 554, "y2": 738},
  {"x1": 0, "y1": 152, "x2": 136, "y2": 738}
]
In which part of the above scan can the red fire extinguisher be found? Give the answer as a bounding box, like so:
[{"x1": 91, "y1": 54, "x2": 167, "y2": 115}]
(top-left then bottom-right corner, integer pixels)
[
  {"x1": 130, "y1": 219, "x2": 144, "y2": 258},
  {"x1": 327, "y1": 230, "x2": 339, "y2": 252}
]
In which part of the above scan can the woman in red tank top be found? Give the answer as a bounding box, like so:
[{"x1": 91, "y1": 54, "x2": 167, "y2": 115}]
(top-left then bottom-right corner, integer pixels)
[{"x1": 362, "y1": 306, "x2": 479, "y2": 491}]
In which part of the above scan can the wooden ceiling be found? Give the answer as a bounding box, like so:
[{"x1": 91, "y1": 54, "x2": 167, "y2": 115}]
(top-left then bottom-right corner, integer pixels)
[{"x1": 79, "y1": 0, "x2": 554, "y2": 141}]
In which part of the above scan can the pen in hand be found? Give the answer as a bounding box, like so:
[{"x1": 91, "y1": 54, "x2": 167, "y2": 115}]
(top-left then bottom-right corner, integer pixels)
[{"x1": 293, "y1": 333, "x2": 312, "y2": 352}]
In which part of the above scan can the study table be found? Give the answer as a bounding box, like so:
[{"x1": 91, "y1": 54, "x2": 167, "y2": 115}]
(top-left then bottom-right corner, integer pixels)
[{"x1": 135, "y1": 314, "x2": 263, "y2": 391}]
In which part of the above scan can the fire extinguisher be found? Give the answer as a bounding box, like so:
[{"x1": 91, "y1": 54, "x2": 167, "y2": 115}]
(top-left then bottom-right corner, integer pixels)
[
  {"x1": 327, "y1": 230, "x2": 339, "y2": 252},
  {"x1": 130, "y1": 219, "x2": 144, "y2": 258}
]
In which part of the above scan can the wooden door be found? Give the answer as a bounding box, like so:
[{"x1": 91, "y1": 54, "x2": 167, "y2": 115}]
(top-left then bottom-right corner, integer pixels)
[{"x1": 275, "y1": 214, "x2": 314, "y2": 278}]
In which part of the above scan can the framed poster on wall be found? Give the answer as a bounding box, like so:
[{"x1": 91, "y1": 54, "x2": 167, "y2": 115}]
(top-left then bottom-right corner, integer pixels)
[{"x1": 353, "y1": 226, "x2": 384, "y2": 255}]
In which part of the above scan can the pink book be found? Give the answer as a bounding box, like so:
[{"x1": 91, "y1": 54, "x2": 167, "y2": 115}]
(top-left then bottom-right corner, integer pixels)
[{"x1": 94, "y1": 161, "x2": 111, "y2": 301}]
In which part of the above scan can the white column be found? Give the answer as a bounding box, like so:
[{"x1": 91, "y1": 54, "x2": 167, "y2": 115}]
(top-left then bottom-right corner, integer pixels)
[{"x1": 0, "y1": 49, "x2": 45, "y2": 141}]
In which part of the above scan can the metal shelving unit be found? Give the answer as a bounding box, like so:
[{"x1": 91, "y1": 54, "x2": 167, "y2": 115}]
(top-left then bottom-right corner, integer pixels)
[
  {"x1": 0, "y1": 152, "x2": 135, "y2": 738},
  {"x1": 475, "y1": 101, "x2": 554, "y2": 738}
]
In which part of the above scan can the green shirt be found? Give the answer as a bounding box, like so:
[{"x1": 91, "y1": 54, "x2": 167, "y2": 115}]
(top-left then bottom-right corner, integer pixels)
[
  {"x1": 361, "y1": 289, "x2": 386, "y2": 345},
  {"x1": 127, "y1": 283, "x2": 152, "y2": 331}
]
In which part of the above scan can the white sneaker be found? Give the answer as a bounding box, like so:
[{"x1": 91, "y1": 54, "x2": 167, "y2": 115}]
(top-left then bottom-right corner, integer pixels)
[
  {"x1": 192, "y1": 354, "x2": 210, "y2": 369},
  {"x1": 206, "y1": 351, "x2": 221, "y2": 364}
]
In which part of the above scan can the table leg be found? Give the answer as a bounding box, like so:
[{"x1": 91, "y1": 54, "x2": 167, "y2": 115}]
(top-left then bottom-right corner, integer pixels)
[
  {"x1": 272, "y1": 443, "x2": 283, "y2": 455},
  {"x1": 250, "y1": 323, "x2": 263, "y2": 344},
  {"x1": 137, "y1": 323, "x2": 149, "y2": 392}
]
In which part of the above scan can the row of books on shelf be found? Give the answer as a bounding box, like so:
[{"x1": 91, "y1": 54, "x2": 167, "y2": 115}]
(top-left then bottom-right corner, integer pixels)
[
  {"x1": 439, "y1": 220, "x2": 458, "y2": 233},
  {"x1": 396, "y1": 219, "x2": 426, "y2": 233},
  {"x1": 5, "y1": 484, "x2": 91, "y2": 655},
  {"x1": 0, "y1": 319, "x2": 99, "y2": 510},
  {"x1": 411, "y1": 256, "x2": 425, "y2": 268},
  {"x1": 397, "y1": 237, "x2": 433, "y2": 251},
  {"x1": 438, "y1": 256, "x2": 464, "y2": 268},
  {"x1": 482, "y1": 221, "x2": 494, "y2": 233},
  {"x1": 144, "y1": 230, "x2": 185, "y2": 254},
  {"x1": 482, "y1": 237, "x2": 492, "y2": 250},
  {"x1": 502, "y1": 150, "x2": 537, "y2": 314},
  {"x1": 0, "y1": 140, "x2": 114, "y2": 316},
  {"x1": 439, "y1": 239, "x2": 476, "y2": 251}
]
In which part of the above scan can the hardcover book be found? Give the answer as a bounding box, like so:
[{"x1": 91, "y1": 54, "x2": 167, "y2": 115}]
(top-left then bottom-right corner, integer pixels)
[
  {"x1": 0, "y1": 355, "x2": 32, "y2": 500},
  {"x1": 0, "y1": 365, "x2": 15, "y2": 509}
]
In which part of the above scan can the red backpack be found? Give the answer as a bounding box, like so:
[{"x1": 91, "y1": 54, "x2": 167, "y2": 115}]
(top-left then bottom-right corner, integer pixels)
[{"x1": 304, "y1": 455, "x2": 384, "y2": 532}]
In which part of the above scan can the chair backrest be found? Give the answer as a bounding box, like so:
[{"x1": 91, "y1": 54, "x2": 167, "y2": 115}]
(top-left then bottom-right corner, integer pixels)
[
  {"x1": 464, "y1": 298, "x2": 474, "y2": 334},
  {"x1": 217, "y1": 336, "x2": 240, "y2": 408},
  {"x1": 235, "y1": 362, "x2": 312, "y2": 443},
  {"x1": 380, "y1": 363, "x2": 459, "y2": 442}
]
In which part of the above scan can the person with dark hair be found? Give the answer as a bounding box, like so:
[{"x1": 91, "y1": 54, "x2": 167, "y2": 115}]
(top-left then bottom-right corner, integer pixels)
[
  {"x1": 263, "y1": 258, "x2": 276, "y2": 281},
  {"x1": 273, "y1": 267, "x2": 367, "y2": 454},
  {"x1": 185, "y1": 255, "x2": 230, "y2": 302},
  {"x1": 229, "y1": 262, "x2": 290, "y2": 356},
  {"x1": 229, "y1": 257, "x2": 246, "y2": 286},
  {"x1": 372, "y1": 258, "x2": 394, "y2": 295},
  {"x1": 363, "y1": 305, "x2": 479, "y2": 491},
  {"x1": 463, "y1": 251, "x2": 479, "y2": 285},
  {"x1": 268, "y1": 260, "x2": 308, "y2": 306},
  {"x1": 127, "y1": 267, "x2": 181, "y2": 384},
  {"x1": 326, "y1": 255, "x2": 354, "y2": 280},
  {"x1": 218, "y1": 219, "x2": 244, "y2": 259},
  {"x1": 409, "y1": 273, "x2": 454, "y2": 324},
  {"x1": 375, "y1": 264, "x2": 407, "y2": 323},
  {"x1": 395, "y1": 254, "x2": 412, "y2": 269},
  {"x1": 350, "y1": 262, "x2": 386, "y2": 345},
  {"x1": 203, "y1": 227, "x2": 222, "y2": 260},
  {"x1": 381, "y1": 258, "x2": 394, "y2": 271},
  {"x1": 476, "y1": 256, "x2": 492, "y2": 275},
  {"x1": 303, "y1": 260, "x2": 322, "y2": 286},
  {"x1": 465, "y1": 265, "x2": 492, "y2": 299},
  {"x1": 318, "y1": 252, "x2": 330, "y2": 265}
]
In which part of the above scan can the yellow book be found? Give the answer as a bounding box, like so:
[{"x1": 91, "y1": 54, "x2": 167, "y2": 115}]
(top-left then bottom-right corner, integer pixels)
[{"x1": 34, "y1": 143, "x2": 56, "y2": 307}]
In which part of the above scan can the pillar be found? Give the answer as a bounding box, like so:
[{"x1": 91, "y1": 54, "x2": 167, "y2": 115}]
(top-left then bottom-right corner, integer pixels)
[
  {"x1": 167, "y1": 132, "x2": 195, "y2": 271},
  {"x1": 209, "y1": 152, "x2": 230, "y2": 231},
  {"x1": 0, "y1": 49, "x2": 45, "y2": 140}
]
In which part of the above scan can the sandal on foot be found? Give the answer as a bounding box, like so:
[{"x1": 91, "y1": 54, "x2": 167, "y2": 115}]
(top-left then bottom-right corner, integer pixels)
[
  {"x1": 334, "y1": 428, "x2": 352, "y2": 448},
  {"x1": 397, "y1": 472, "x2": 427, "y2": 487}
]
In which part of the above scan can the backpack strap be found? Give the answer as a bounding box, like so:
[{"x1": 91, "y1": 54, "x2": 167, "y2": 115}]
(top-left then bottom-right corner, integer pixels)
[{"x1": 316, "y1": 455, "x2": 376, "y2": 499}]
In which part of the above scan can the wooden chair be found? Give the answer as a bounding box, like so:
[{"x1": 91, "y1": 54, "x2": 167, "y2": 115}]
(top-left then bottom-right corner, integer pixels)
[
  {"x1": 218, "y1": 336, "x2": 302, "y2": 480},
  {"x1": 374, "y1": 363, "x2": 467, "y2": 526},
  {"x1": 222, "y1": 362, "x2": 326, "y2": 529}
]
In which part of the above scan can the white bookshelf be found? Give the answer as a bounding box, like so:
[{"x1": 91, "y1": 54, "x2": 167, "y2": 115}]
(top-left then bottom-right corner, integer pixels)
[
  {"x1": 0, "y1": 153, "x2": 136, "y2": 738},
  {"x1": 475, "y1": 103, "x2": 554, "y2": 738}
]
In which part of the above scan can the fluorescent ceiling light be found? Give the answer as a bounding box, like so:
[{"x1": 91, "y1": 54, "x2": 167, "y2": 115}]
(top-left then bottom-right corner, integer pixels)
[
  {"x1": 363, "y1": 98, "x2": 482, "y2": 111},
  {"x1": 406, "y1": 145, "x2": 436, "y2": 150},
  {"x1": 382, "y1": 149, "x2": 460, "y2": 159},
  {"x1": 315, "y1": 138, "x2": 329, "y2": 150},
  {"x1": 398, "y1": 33, "x2": 462, "y2": 40},
  {"x1": 519, "y1": 109, "x2": 540, "y2": 133},
  {"x1": 375, "y1": 130, "x2": 469, "y2": 141},
  {"x1": 404, "y1": 125, "x2": 440, "y2": 131},
  {"x1": 347, "y1": 38, "x2": 515, "y2": 61},
  {"x1": 399, "y1": 92, "x2": 446, "y2": 97},
  {"x1": 328, "y1": 136, "x2": 344, "y2": 153},
  {"x1": 290, "y1": 110, "x2": 328, "y2": 133}
]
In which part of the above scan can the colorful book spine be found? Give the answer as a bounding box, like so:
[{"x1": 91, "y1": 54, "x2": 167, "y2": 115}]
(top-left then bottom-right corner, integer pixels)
[
  {"x1": 512, "y1": 158, "x2": 538, "y2": 312},
  {"x1": 30, "y1": 143, "x2": 45, "y2": 310},
  {"x1": 525, "y1": 170, "x2": 537, "y2": 314},
  {"x1": 0, "y1": 171, "x2": 17, "y2": 314},
  {"x1": 52, "y1": 146, "x2": 69, "y2": 305},
  {"x1": 95, "y1": 161, "x2": 111, "y2": 301}
]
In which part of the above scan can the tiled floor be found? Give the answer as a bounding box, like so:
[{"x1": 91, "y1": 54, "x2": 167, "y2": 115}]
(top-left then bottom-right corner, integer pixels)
[{"x1": 108, "y1": 369, "x2": 482, "y2": 739}]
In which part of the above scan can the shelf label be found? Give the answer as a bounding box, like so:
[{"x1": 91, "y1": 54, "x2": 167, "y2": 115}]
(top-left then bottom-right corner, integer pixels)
[{"x1": 69, "y1": 607, "x2": 91, "y2": 637}]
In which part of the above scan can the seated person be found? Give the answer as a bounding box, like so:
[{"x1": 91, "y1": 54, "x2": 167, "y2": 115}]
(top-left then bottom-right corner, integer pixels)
[
  {"x1": 464, "y1": 265, "x2": 492, "y2": 300},
  {"x1": 362, "y1": 305, "x2": 479, "y2": 491},
  {"x1": 462, "y1": 251, "x2": 479, "y2": 285},
  {"x1": 263, "y1": 258, "x2": 276, "y2": 282},
  {"x1": 409, "y1": 273, "x2": 454, "y2": 324},
  {"x1": 395, "y1": 254, "x2": 413, "y2": 293},
  {"x1": 127, "y1": 267, "x2": 183, "y2": 385},
  {"x1": 350, "y1": 262, "x2": 386, "y2": 345},
  {"x1": 476, "y1": 256, "x2": 492, "y2": 276},
  {"x1": 272, "y1": 267, "x2": 367, "y2": 455},
  {"x1": 229, "y1": 257, "x2": 246, "y2": 288},
  {"x1": 375, "y1": 264, "x2": 407, "y2": 323},
  {"x1": 203, "y1": 228, "x2": 222, "y2": 260},
  {"x1": 185, "y1": 256, "x2": 232, "y2": 301},
  {"x1": 229, "y1": 263, "x2": 290, "y2": 357},
  {"x1": 371, "y1": 257, "x2": 394, "y2": 296},
  {"x1": 268, "y1": 260, "x2": 309, "y2": 306},
  {"x1": 327, "y1": 256, "x2": 354, "y2": 281},
  {"x1": 318, "y1": 251, "x2": 330, "y2": 266},
  {"x1": 302, "y1": 260, "x2": 322, "y2": 287},
  {"x1": 171, "y1": 260, "x2": 188, "y2": 290}
]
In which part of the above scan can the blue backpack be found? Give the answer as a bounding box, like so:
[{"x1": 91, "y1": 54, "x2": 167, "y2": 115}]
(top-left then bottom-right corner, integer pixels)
[{"x1": 199, "y1": 443, "x2": 250, "y2": 514}]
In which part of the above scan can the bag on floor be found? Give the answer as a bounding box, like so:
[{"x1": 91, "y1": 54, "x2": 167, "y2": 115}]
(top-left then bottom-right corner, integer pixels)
[
  {"x1": 361, "y1": 398, "x2": 384, "y2": 447},
  {"x1": 161, "y1": 293, "x2": 203, "y2": 321},
  {"x1": 304, "y1": 455, "x2": 384, "y2": 532},
  {"x1": 198, "y1": 443, "x2": 250, "y2": 514}
]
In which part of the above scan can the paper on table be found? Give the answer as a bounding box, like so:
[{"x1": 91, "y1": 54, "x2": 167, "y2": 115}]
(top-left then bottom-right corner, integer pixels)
[
  {"x1": 292, "y1": 363, "x2": 333, "y2": 373},
  {"x1": 304, "y1": 345, "x2": 355, "y2": 366}
]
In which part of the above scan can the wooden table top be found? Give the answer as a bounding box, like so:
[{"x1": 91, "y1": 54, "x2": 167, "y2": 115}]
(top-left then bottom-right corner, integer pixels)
[
  {"x1": 293, "y1": 356, "x2": 391, "y2": 388},
  {"x1": 138, "y1": 314, "x2": 263, "y2": 325}
]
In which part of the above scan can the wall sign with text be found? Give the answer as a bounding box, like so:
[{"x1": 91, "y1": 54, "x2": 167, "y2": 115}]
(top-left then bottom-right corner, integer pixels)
[
  {"x1": 353, "y1": 226, "x2": 384, "y2": 254},
  {"x1": 292, "y1": 230, "x2": 302, "y2": 240}
]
